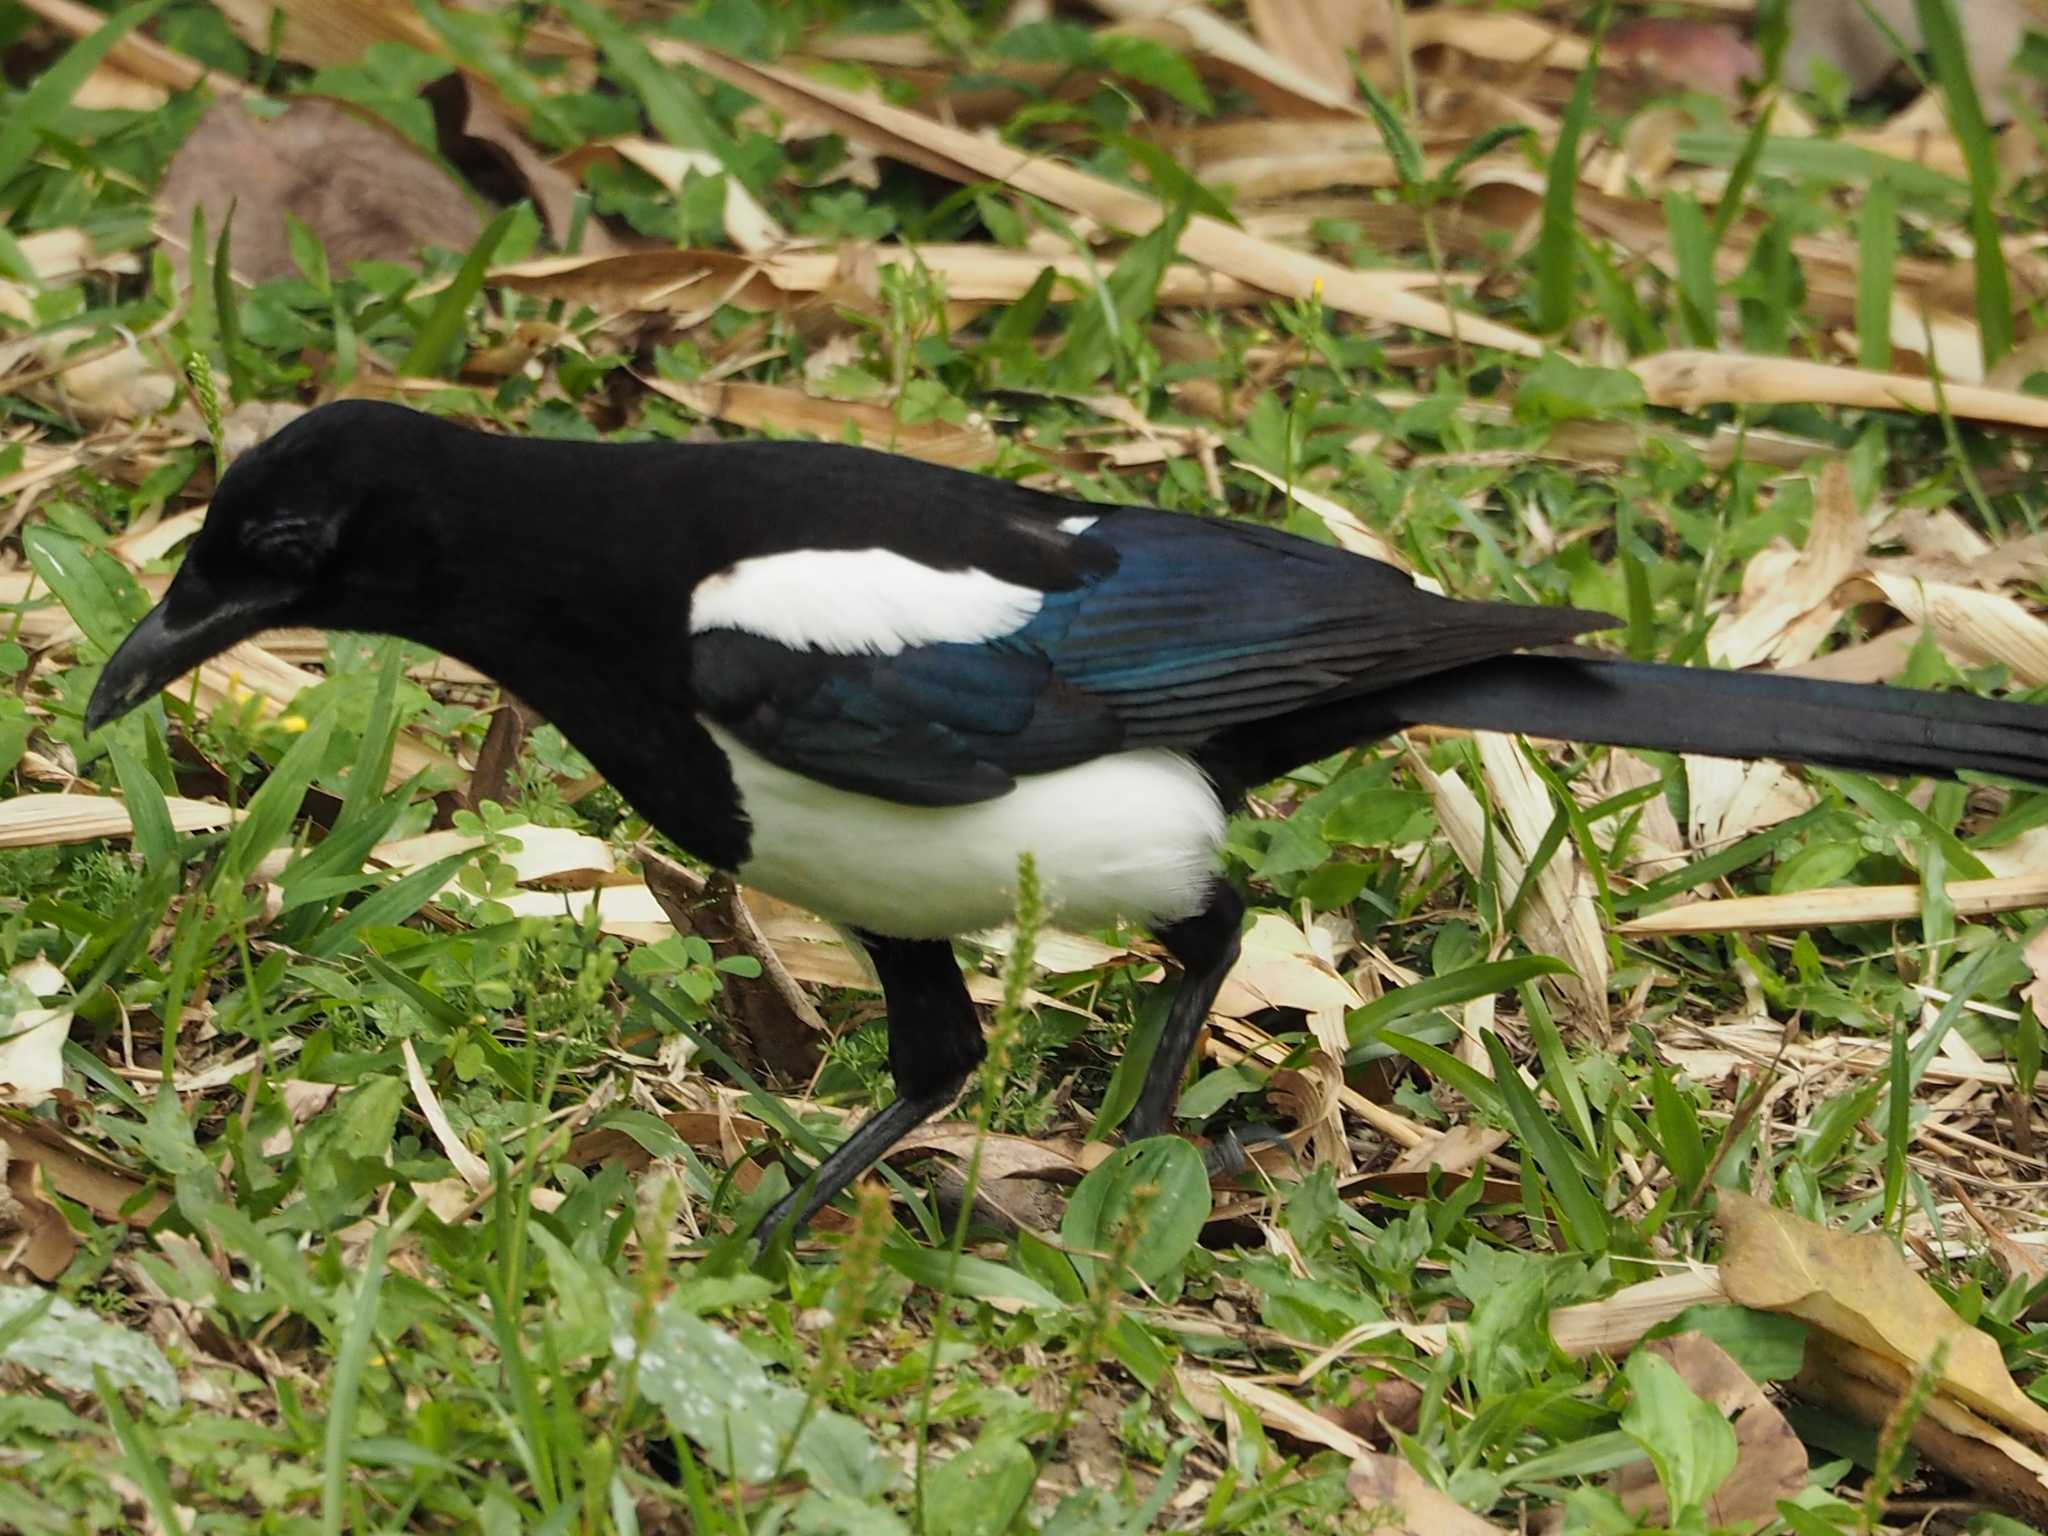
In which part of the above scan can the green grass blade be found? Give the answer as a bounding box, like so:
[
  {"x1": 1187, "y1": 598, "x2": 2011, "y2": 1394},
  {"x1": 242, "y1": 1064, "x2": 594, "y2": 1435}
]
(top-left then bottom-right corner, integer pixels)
[
  {"x1": 96, "y1": 1367, "x2": 188, "y2": 1536},
  {"x1": 0, "y1": 0, "x2": 169, "y2": 197},
  {"x1": 1482, "y1": 1030, "x2": 1609, "y2": 1253},
  {"x1": 1915, "y1": 0, "x2": 2012, "y2": 366},
  {"x1": 1664, "y1": 191, "x2": 1716, "y2": 348},
  {"x1": 1534, "y1": 0, "x2": 1615, "y2": 332},
  {"x1": 106, "y1": 734, "x2": 177, "y2": 873},
  {"x1": 400, "y1": 207, "x2": 518, "y2": 379},
  {"x1": 1858, "y1": 176, "x2": 1898, "y2": 371},
  {"x1": 1347, "y1": 955, "x2": 1571, "y2": 1053}
]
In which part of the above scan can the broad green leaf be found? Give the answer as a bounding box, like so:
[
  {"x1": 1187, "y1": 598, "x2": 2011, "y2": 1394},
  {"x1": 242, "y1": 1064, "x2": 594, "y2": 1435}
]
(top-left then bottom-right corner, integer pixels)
[
  {"x1": 0, "y1": 0, "x2": 170, "y2": 192},
  {"x1": 616, "y1": 1294, "x2": 893, "y2": 1499},
  {"x1": 400, "y1": 207, "x2": 519, "y2": 378},
  {"x1": 1060, "y1": 1137, "x2": 1209, "y2": 1289},
  {"x1": 23, "y1": 527, "x2": 141, "y2": 659},
  {"x1": 1619, "y1": 1350, "x2": 1738, "y2": 1516},
  {"x1": 922, "y1": 1434, "x2": 1037, "y2": 1536},
  {"x1": 0, "y1": 1290, "x2": 178, "y2": 1408},
  {"x1": 883, "y1": 1247, "x2": 1066, "y2": 1312}
]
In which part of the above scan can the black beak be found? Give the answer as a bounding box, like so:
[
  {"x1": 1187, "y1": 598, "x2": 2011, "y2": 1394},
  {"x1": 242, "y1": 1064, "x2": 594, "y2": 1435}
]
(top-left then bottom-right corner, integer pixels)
[{"x1": 84, "y1": 577, "x2": 292, "y2": 735}]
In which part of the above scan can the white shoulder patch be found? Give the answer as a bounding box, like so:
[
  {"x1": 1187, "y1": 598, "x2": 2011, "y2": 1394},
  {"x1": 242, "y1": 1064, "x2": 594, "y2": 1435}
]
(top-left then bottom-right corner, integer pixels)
[
  {"x1": 690, "y1": 548, "x2": 1044, "y2": 656},
  {"x1": 1058, "y1": 514, "x2": 1098, "y2": 535}
]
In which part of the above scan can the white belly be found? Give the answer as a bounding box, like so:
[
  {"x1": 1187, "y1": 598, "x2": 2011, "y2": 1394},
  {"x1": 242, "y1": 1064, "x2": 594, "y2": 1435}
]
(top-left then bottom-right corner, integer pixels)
[{"x1": 703, "y1": 722, "x2": 1226, "y2": 938}]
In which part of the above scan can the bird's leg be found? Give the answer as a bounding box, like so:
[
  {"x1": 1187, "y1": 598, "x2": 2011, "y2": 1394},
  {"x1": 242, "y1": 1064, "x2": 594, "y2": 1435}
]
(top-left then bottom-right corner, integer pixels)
[
  {"x1": 754, "y1": 934, "x2": 982, "y2": 1243},
  {"x1": 1124, "y1": 879, "x2": 1245, "y2": 1144}
]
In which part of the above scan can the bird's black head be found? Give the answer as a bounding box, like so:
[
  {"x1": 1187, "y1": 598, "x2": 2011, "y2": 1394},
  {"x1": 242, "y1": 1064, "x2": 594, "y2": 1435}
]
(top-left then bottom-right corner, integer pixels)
[{"x1": 85, "y1": 399, "x2": 451, "y2": 734}]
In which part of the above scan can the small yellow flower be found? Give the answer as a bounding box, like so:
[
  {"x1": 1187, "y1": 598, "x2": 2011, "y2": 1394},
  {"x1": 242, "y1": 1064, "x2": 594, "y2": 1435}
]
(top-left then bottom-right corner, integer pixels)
[
  {"x1": 278, "y1": 714, "x2": 308, "y2": 734},
  {"x1": 226, "y1": 669, "x2": 246, "y2": 702},
  {"x1": 1311, "y1": 276, "x2": 1324, "y2": 300}
]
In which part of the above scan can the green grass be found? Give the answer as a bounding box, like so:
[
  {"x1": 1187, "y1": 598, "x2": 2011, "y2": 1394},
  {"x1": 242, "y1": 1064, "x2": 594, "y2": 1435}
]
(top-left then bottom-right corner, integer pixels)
[{"x1": 2, "y1": 1, "x2": 2048, "y2": 1532}]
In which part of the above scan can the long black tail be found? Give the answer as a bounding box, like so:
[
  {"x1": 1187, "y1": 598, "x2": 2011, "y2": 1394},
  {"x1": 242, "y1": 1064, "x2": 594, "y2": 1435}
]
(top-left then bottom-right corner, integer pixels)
[{"x1": 1248, "y1": 654, "x2": 2048, "y2": 786}]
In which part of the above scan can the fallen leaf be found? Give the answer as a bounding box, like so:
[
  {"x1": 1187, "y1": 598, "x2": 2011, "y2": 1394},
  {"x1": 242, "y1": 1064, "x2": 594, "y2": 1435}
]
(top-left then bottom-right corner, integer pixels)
[
  {"x1": 374, "y1": 822, "x2": 618, "y2": 889},
  {"x1": 1634, "y1": 350, "x2": 2048, "y2": 433},
  {"x1": 0, "y1": 1152, "x2": 77, "y2": 1281},
  {"x1": 1602, "y1": 1334, "x2": 1806, "y2": 1530},
  {"x1": 1622, "y1": 873, "x2": 2048, "y2": 935},
  {"x1": 426, "y1": 74, "x2": 625, "y2": 255},
  {"x1": 581, "y1": 138, "x2": 784, "y2": 255},
  {"x1": 657, "y1": 38, "x2": 1547, "y2": 357},
  {"x1": 2026, "y1": 926, "x2": 2048, "y2": 1037},
  {"x1": 1787, "y1": 0, "x2": 2044, "y2": 119},
  {"x1": 0, "y1": 1121, "x2": 168, "y2": 1227},
  {"x1": 209, "y1": 0, "x2": 438, "y2": 70},
  {"x1": 0, "y1": 958, "x2": 73, "y2": 1107},
  {"x1": 1086, "y1": 0, "x2": 1365, "y2": 116},
  {"x1": 1346, "y1": 1451, "x2": 1510, "y2": 1535},
  {"x1": 403, "y1": 1040, "x2": 489, "y2": 1191},
  {"x1": 639, "y1": 374, "x2": 1006, "y2": 469},
  {"x1": 1796, "y1": 1332, "x2": 2048, "y2": 1521},
  {"x1": 157, "y1": 97, "x2": 485, "y2": 284},
  {"x1": 1212, "y1": 910, "x2": 1364, "y2": 1026},
  {"x1": 1549, "y1": 1270, "x2": 1729, "y2": 1359},
  {"x1": 0, "y1": 794, "x2": 235, "y2": 850},
  {"x1": 1244, "y1": 0, "x2": 1396, "y2": 96},
  {"x1": 1717, "y1": 1190, "x2": 2048, "y2": 1447},
  {"x1": 1179, "y1": 1367, "x2": 1376, "y2": 1459}
]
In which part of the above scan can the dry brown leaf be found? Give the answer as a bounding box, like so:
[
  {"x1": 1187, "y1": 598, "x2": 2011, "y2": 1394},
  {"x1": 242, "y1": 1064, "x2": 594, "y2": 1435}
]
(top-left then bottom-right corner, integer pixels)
[
  {"x1": 1088, "y1": 0, "x2": 1364, "y2": 115},
  {"x1": 1212, "y1": 910, "x2": 1363, "y2": 1028},
  {"x1": 425, "y1": 75, "x2": 626, "y2": 256},
  {"x1": 1412, "y1": 737, "x2": 1607, "y2": 1025},
  {"x1": 1402, "y1": 11, "x2": 1591, "y2": 72},
  {"x1": 1797, "y1": 1332, "x2": 2048, "y2": 1521},
  {"x1": 1603, "y1": 1334, "x2": 1806, "y2": 1530},
  {"x1": 494, "y1": 885, "x2": 674, "y2": 944},
  {"x1": 1841, "y1": 570, "x2": 2048, "y2": 686},
  {"x1": 1233, "y1": 462, "x2": 1432, "y2": 578},
  {"x1": 1689, "y1": 464, "x2": 1861, "y2": 850},
  {"x1": 1623, "y1": 873, "x2": 2048, "y2": 935},
  {"x1": 0, "y1": 1154, "x2": 78, "y2": 1281},
  {"x1": 881, "y1": 1126, "x2": 1082, "y2": 1184},
  {"x1": 1549, "y1": 1269, "x2": 1729, "y2": 1360},
  {"x1": 374, "y1": 823, "x2": 618, "y2": 889},
  {"x1": 209, "y1": 0, "x2": 437, "y2": 69},
  {"x1": 402, "y1": 1039, "x2": 489, "y2": 1191},
  {"x1": 1709, "y1": 463, "x2": 1866, "y2": 671},
  {"x1": 15, "y1": 0, "x2": 249, "y2": 98},
  {"x1": 2027, "y1": 926, "x2": 2048, "y2": 1033},
  {"x1": 157, "y1": 98, "x2": 485, "y2": 284},
  {"x1": 1244, "y1": 0, "x2": 1395, "y2": 97},
  {"x1": 1635, "y1": 349, "x2": 2048, "y2": 432},
  {"x1": 1, "y1": 1121, "x2": 168, "y2": 1227},
  {"x1": 1949, "y1": 1178, "x2": 2048, "y2": 1304},
  {"x1": 1718, "y1": 1190, "x2": 2048, "y2": 1447},
  {"x1": 0, "y1": 957, "x2": 72, "y2": 1107},
  {"x1": 1346, "y1": 1452, "x2": 1510, "y2": 1535},
  {"x1": 1179, "y1": 1367, "x2": 1376, "y2": 1459},
  {"x1": 1481, "y1": 732, "x2": 1608, "y2": 1023},
  {"x1": 1608, "y1": 20, "x2": 1759, "y2": 100},
  {"x1": 1788, "y1": 0, "x2": 2045, "y2": 119},
  {"x1": 655, "y1": 39, "x2": 1546, "y2": 357},
  {"x1": 257, "y1": 1080, "x2": 340, "y2": 1158},
  {"x1": 638, "y1": 374, "x2": 1006, "y2": 469},
  {"x1": 0, "y1": 794, "x2": 235, "y2": 850}
]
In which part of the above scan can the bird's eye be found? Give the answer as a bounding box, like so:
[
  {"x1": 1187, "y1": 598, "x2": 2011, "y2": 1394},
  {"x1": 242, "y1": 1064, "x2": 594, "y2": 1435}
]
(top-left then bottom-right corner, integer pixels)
[{"x1": 242, "y1": 508, "x2": 339, "y2": 577}]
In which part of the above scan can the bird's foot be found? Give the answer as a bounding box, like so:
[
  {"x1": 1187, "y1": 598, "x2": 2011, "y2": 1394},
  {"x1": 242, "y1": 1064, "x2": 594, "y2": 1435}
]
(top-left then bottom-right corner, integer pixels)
[{"x1": 1200, "y1": 1121, "x2": 1293, "y2": 1179}]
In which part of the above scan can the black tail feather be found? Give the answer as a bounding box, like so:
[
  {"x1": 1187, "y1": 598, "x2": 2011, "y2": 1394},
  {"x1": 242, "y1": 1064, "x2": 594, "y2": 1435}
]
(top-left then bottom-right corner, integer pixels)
[{"x1": 1238, "y1": 654, "x2": 2048, "y2": 787}]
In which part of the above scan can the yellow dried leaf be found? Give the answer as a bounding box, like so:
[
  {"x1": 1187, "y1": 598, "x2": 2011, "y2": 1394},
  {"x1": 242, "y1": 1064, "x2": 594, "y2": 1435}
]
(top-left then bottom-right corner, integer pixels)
[{"x1": 1717, "y1": 1190, "x2": 2048, "y2": 1446}]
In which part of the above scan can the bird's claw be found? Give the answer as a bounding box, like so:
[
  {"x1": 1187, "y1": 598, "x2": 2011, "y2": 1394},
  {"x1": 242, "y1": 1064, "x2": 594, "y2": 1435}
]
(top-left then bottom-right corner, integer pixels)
[{"x1": 1201, "y1": 1121, "x2": 1293, "y2": 1179}]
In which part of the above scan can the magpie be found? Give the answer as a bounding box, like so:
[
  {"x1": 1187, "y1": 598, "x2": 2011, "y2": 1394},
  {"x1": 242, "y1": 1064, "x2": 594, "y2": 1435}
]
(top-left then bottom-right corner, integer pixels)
[{"x1": 84, "y1": 400, "x2": 2048, "y2": 1237}]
